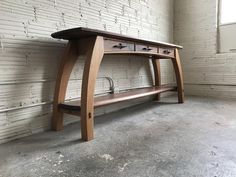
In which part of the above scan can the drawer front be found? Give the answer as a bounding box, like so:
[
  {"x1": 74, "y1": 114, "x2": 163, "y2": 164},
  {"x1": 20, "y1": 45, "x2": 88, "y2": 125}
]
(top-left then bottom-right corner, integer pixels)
[
  {"x1": 104, "y1": 39, "x2": 135, "y2": 52},
  {"x1": 159, "y1": 48, "x2": 175, "y2": 58},
  {"x1": 135, "y1": 44, "x2": 157, "y2": 53}
]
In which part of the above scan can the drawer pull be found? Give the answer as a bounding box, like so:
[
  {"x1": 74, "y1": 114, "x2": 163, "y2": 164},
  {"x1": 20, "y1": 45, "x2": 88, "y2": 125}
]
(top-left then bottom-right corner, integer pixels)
[
  {"x1": 163, "y1": 50, "x2": 171, "y2": 54},
  {"x1": 142, "y1": 47, "x2": 152, "y2": 51},
  {"x1": 113, "y1": 43, "x2": 127, "y2": 49}
]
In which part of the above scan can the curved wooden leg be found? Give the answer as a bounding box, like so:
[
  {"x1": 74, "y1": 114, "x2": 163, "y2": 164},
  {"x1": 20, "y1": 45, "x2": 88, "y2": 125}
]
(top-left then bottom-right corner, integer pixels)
[
  {"x1": 152, "y1": 58, "x2": 161, "y2": 101},
  {"x1": 52, "y1": 41, "x2": 78, "y2": 131},
  {"x1": 172, "y1": 49, "x2": 184, "y2": 103},
  {"x1": 80, "y1": 36, "x2": 104, "y2": 141}
]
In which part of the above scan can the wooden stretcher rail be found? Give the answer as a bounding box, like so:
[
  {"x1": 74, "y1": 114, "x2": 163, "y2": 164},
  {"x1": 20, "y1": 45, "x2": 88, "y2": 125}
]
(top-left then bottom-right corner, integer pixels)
[
  {"x1": 51, "y1": 27, "x2": 184, "y2": 141},
  {"x1": 104, "y1": 51, "x2": 174, "y2": 58}
]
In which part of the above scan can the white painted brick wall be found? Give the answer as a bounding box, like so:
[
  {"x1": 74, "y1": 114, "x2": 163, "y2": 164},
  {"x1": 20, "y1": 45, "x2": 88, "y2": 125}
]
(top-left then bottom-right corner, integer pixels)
[
  {"x1": 174, "y1": 0, "x2": 236, "y2": 99},
  {"x1": 0, "y1": 0, "x2": 174, "y2": 144}
]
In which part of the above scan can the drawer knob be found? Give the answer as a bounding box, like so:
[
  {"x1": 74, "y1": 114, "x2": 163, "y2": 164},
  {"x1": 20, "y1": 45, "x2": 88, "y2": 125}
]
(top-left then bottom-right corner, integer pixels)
[
  {"x1": 163, "y1": 49, "x2": 171, "y2": 54},
  {"x1": 142, "y1": 47, "x2": 152, "y2": 51},
  {"x1": 113, "y1": 43, "x2": 127, "y2": 49}
]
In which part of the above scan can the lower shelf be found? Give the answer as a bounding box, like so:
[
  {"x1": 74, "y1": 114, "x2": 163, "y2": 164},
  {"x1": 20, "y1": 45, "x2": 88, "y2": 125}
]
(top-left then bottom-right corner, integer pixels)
[{"x1": 59, "y1": 85, "x2": 177, "y2": 113}]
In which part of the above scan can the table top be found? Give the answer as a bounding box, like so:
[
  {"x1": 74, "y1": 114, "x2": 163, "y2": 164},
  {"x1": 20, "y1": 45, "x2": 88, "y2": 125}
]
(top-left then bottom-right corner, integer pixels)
[{"x1": 51, "y1": 27, "x2": 183, "y2": 49}]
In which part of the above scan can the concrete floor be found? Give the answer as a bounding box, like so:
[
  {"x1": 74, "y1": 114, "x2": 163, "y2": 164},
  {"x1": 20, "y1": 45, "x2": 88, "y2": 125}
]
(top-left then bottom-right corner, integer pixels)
[{"x1": 0, "y1": 96, "x2": 236, "y2": 177}]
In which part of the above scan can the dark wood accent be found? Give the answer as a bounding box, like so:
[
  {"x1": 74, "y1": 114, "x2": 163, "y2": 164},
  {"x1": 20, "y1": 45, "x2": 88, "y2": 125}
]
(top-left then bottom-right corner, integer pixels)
[
  {"x1": 59, "y1": 86, "x2": 177, "y2": 112},
  {"x1": 104, "y1": 39, "x2": 135, "y2": 52},
  {"x1": 51, "y1": 27, "x2": 183, "y2": 49},
  {"x1": 159, "y1": 48, "x2": 175, "y2": 58},
  {"x1": 135, "y1": 44, "x2": 157, "y2": 53}
]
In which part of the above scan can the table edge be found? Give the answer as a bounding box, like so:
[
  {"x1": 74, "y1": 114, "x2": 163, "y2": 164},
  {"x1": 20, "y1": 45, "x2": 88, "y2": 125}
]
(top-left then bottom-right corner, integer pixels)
[{"x1": 51, "y1": 27, "x2": 183, "y2": 49}]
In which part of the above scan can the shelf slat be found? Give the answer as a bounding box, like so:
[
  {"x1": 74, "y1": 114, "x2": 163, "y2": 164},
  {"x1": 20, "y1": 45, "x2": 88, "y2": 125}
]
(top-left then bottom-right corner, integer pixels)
[{"x1": 59, "y1": 85, "x2": 177, "y2": 112}]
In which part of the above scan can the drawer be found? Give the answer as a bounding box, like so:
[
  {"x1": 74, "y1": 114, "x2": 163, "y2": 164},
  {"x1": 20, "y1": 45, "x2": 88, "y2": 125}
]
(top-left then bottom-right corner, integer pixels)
[
  {"x1": 159, "y1": 48, "x2": 175, "y2": 58},
  {"x1": 104, "y1": 39, "x2": 135, "y2": 52},
  {"x1": 135, "y1": 44, "x2": 157, "y2": 53}
]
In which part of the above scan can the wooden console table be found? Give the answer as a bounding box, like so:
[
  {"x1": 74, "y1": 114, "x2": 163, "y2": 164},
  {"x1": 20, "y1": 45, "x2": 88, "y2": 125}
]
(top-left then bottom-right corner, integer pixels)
[{"x1": 51, "y1": 27, "x2": 184, "y2": 141}]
